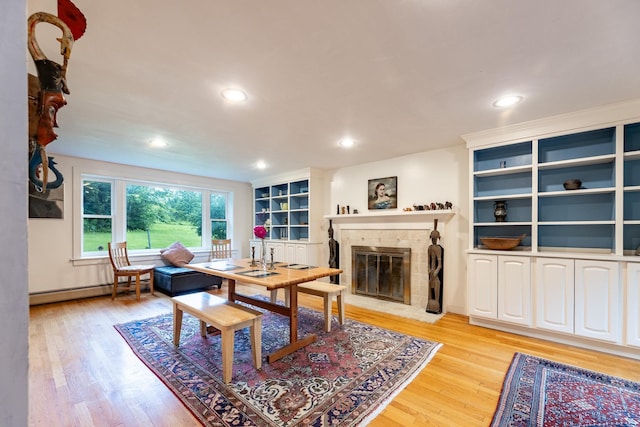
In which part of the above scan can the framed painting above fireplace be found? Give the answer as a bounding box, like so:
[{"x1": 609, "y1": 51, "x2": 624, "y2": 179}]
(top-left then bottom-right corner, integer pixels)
[{"x1": 368, "y1": 176, "x2": 397, "y2": 210}]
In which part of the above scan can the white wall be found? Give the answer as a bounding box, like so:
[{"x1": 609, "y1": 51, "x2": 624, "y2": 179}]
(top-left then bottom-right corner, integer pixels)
[
  {"x1": 30, "y1": 145, "x2": 471, "y2": 314},
  {"x1": 323, "y1": 144, "x2": 470, "y2": 314},
  {"x1": 1, "y1": 0, "x2": 29, "y2": 425},
  {"x1": 28, "y1": 154, "x2": 253, "y2": 295}
]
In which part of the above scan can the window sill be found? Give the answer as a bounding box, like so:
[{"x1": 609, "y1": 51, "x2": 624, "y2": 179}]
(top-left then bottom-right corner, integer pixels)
[{"x1": 71, "y1": 249, "x2": 211, "y2": 267}]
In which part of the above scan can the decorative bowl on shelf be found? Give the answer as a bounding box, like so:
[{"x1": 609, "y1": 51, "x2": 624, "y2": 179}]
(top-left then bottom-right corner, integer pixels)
[
  {"x1": 563, "y1": 179, "x2": 582, "y2": 190},
  {"x1": 480, "y1": 234, "x2": 526, "y2": 250}
]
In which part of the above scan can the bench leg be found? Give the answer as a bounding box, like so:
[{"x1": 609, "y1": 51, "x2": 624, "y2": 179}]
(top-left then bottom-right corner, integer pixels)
[
  {"x1": 270, "y1": 289, "x2": 291, "y2": 307},
  {"x1": 250, "y1": 317, "x2": 262, "y2": 370},
  {"x1": 199, "y1": 320, "x2": 207, "y2": 337},
  {"x1": 337, "y1": 291, "x2": 345, "y2": 326},
  {"x1": 221, "y1": 328, "x2": 234, "y2": 383},
  {"x1": 173, "y1": 304, "x2": 183, "y2": 346},
  {"x1": 323, "y1": 294, "x2": 331, "y2": 332}
]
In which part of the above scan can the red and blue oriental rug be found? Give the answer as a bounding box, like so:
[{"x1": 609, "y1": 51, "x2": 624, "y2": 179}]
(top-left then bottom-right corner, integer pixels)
[
  {"x1": 115, "y1": 302, "x2": 440, "y2": 426},
  {"x1": 491, "y1": 352, "x2": 640, "y2": 426}
]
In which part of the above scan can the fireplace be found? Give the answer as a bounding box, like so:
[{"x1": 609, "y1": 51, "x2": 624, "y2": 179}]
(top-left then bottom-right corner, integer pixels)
[
  {"x1": 330, "y1": 211, "x2": 454, "y2": 317},
  {"x1": 351, "y1": 245, "x2": 411, "y2": 304}
]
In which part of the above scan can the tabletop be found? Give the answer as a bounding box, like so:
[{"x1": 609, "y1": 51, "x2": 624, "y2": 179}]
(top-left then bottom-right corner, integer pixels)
[{"x1": 186, "y1": 259, "x2": 343, "y2": 290}]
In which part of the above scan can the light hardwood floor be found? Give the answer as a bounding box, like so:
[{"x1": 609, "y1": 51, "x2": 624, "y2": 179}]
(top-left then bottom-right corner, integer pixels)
[{"x1": 29, "y1": 283, "x2": 640, "y2": 426}]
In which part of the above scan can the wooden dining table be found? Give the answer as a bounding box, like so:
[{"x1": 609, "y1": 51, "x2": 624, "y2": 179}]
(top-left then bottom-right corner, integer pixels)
[{"x1": 186, "y1": 258, "x2": 343, "y2": 363}]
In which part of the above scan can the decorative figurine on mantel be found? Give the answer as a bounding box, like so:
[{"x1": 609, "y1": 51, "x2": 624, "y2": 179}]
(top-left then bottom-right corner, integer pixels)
[
  {"x1": 328, "y1": 220, "x2": 339, "y2": 284},
  {"x1": 426, "y1": 219, "x2": 444, "y2": 314}
]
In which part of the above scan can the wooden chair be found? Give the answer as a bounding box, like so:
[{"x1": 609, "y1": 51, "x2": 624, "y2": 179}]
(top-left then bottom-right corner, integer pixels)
[
  {"x1": 211, "y1": 239, "x2": 232, "y2": 260},
  {"x1": 108, "y1": 241, "x2": 155, "y2": 301}
]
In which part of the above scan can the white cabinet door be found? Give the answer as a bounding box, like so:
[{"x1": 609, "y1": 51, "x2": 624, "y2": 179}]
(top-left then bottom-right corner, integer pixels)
[
  {"x1": 574, "y1": 259, "x2": 621, "y2": 343},
  {"x1": 284, "y1": 243, "x2": 307, "y2": 264},
  {"x1": 497, "y1": 256, "x2": 531, "y2": 326},
  {"x1": 294, "y1": 244, "x2": 307, "y2": 264},
  {"x1": 266, "y1": 241, "x2": 285, "y2": 262},
  {"x1": 627, "y1": 262, "x2": 640, "y2": 347},
  {"x1": 468, "y1": 254, "x2": 498, "y2": 319},
  {"x1": 535, "y1": 258, "x2": 574, "y2": 334}
]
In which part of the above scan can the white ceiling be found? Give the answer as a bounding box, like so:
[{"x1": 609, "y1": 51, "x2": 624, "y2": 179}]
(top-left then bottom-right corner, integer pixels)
[{"x1": 29, "y1": 0, "x2": 640, "y2": 183}]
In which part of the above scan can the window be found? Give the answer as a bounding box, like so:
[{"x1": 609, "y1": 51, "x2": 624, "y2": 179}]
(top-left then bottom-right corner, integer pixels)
[
  {"x1": 211, "y1": 192, "x2": 227, "y2": 239},
  {"x1": 125, "y1": 184, "x2": 203, "y2": 250},
  {"x1": 80, "y1": 175, "x2": 229, "y2": 256},
  {"x1": 82, "y1": 179, "x2": 113, "y2": 254}
]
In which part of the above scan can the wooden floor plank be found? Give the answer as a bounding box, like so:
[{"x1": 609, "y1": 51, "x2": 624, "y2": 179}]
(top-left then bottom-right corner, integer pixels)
[{"x1": 28, "y1": 282, "x2": 640, "y2": 426}]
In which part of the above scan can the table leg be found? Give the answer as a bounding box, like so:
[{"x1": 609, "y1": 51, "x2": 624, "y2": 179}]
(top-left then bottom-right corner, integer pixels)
[
  {"x1": 265, "y1": 284, "x2": 317, "y2": 363},
  {"x1": 228, "y1": 278, "x2": 236, "y2": 302},
  {"x1": 173, "y1": 303, "x2": 183, "y2": 346},
  {"x1": 289, "y1": 284, "x2": 299, "y2": 343}
]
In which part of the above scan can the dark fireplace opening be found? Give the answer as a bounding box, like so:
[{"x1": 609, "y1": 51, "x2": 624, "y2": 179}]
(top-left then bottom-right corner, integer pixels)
[{"x1": 351, "y1": 246, "x2": 411, "y2": 304}]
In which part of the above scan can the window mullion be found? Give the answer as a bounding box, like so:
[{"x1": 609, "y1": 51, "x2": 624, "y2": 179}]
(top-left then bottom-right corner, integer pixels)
[{"x1": 202, "y1": 190, "x2": 212, "y2": 247}]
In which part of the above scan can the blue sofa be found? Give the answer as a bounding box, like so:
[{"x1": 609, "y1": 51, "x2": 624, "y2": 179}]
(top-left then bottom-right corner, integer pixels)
[{"x1": 153, "y1": 265, "x2": 222, "y2": 296}]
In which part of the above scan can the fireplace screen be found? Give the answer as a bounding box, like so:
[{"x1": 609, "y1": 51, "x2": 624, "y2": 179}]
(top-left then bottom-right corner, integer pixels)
[{"x1": 351, "y1": 246, "x2": 411, "y2": 304}]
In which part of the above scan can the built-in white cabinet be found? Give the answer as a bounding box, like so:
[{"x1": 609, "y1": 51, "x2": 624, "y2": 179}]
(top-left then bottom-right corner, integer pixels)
[
  {"x1": 468, "y1": 254, "x2": 531, "y2": 326},
  {"x1": 251, "y1": 168, "x2": 324, "y2": 266},
  {"x1": 467, "y1": 118, "x2": 640, "y2": 255},
  {"x1": 498, "y1": 256, "x2": 531, "y2": 325},
  {"x1": 464, "y1": 100, "x2": 640, "y2": 358},
  {"x1": 535, "y1": 258, "x2": 574, "y2": 334},
  {"x1": 285, "y1": 242, "x2": 310, "y2": 264},
  {"x1": 536, "y1": 258, "x2": 620, "y2": 343},
  {"x1": 467, "y1": 254, "x2": 498, "y2": 318},
  {"x1": 627, "y1": 262, "x2": 640, "y2": 347},
  {"x1": 574, "y1": 260, "x2": 621, "y2": 343},
  {"x1": 249, "y1": 239, "x2": 321, "y2": 266}
]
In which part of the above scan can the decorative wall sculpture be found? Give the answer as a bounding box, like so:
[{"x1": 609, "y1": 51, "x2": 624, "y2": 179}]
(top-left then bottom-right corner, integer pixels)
[{"x1": 27, "y1": 0, "x2": 86, "y2": 217}]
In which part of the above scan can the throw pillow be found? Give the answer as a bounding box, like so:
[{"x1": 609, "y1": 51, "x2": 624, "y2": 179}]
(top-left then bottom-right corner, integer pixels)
[{"x1": 160, "y1": 241, "x2": 194, "y2": 267}]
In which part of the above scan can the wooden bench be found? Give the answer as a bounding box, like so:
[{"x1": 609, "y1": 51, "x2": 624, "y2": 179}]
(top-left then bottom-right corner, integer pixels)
[
  {"x1": 171, "y1": 292, "x2": 262, "y2": 383},
  {"x1": 270, "y1": 281, "x2": 346, "y2": 332}
]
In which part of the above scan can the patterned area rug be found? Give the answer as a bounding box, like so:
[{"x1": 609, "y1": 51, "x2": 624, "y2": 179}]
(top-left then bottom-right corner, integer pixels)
[
  {"x1": 115, "y1": 303, "x2": 440, "y2": 426},
  {"x1": 491, "y1": 352, "x2": 640, "y2": 426}
]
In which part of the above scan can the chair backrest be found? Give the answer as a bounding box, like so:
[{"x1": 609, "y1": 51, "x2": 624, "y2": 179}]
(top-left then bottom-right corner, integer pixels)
[
  {"x1": 211, "y1": 239, "x2": 232, "y2": 260},
  {"x1": 108, "y1": 241, "x2": 131, "y2": 270}
]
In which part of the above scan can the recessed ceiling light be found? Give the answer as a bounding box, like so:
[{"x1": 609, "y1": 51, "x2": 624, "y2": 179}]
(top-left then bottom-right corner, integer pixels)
[
  {"x1": 256, "y1": 160, "x2": 267, "y2": 169},
  {"x1": 148, "y1": 137, "x2": 167, "y2": 148},
  {"x1": 493, "y1": 95, "x2": 523, "y2": 108},
  {"x1": 338, "y1": 137, "x2": 356, "y2": 148},
  {"x1": 221, "y1": 88, "x2": 248, "y2": 102}
]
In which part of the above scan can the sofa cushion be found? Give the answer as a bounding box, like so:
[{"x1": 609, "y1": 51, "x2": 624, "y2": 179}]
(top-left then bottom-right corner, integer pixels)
[{"x1": 160, "y1": 241, "x2": 194, "y2": 267}]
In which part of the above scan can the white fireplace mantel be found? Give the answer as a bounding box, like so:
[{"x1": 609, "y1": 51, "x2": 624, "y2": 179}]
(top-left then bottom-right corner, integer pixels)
[{"x1": 324, "y1": 210, "x2": 454, "y2": 230}]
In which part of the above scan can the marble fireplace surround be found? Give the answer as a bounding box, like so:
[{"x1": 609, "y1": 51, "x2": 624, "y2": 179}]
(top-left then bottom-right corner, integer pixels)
[{"x1": 326, "y1": 211, "x2": 454, "y2": 323}]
